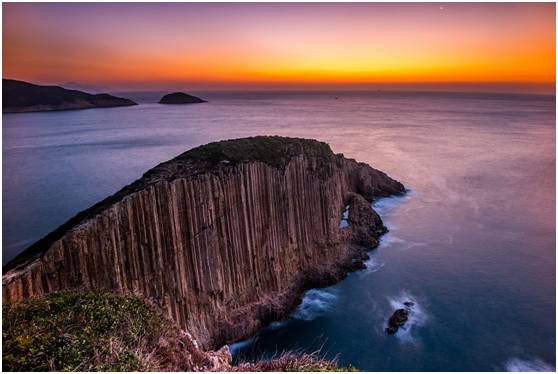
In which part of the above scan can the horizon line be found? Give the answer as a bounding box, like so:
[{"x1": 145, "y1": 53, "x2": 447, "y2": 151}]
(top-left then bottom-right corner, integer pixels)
[{"x1": 4, "y1": 77, "x2": 556, "y2": 96}]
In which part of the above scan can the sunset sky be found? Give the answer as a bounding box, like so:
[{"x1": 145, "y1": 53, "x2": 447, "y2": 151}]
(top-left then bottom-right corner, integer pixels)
[{"x1": 3, "y1": 3, "x2": 556, "y2": 93}]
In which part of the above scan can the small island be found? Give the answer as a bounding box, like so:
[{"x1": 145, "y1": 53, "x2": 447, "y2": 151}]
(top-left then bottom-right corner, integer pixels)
[
  {"x1": 3, "y1": 79, "x2": 137, "y2": 113},
  {"x1": 159, "y1": 92, "x2": 207, "y2": 104}
]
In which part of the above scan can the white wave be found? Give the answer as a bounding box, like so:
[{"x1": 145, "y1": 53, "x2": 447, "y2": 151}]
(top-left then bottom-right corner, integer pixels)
[
  {"x1": 505, "y1": 358, "x2": 555, "y2": 372},
  {"x1": 291, "y1": 288, "x2": 337, "y2": 321},
  {"x1": 385, "y1": 291, "x2": 427, "y2": 344},
  {"x1": 372, "y1": 190, "x2": 414, "y2": 216},
  {"x1": 378, "y1": 232, "x2": 427, "y2": 253},
  {"x1": 358, "y1": 256, "x2": 385, "y2": 277},
  {"x1": 228, "y1": 337, "x2": 255, "y2": 356},
  {"x1": 268, "y1": 320, "x2": 289, "y2": 330},
  {"x1": 379, "y1": 232, "x2": 407, "y2": 247}
]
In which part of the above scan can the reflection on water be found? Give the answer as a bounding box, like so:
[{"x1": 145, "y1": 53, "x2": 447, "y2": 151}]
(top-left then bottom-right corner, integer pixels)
[{"x1": 3, "y1": 91, "x2": 555, "y2": 371}]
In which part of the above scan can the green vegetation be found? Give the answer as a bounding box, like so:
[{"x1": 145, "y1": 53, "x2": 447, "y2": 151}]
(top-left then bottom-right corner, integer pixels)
[
  {"x1": 3, "y1": 291, "x2": 180, "y2": 371},
  {"x1": 181, "y1": 136, "x2": 335, "y2": 169}
]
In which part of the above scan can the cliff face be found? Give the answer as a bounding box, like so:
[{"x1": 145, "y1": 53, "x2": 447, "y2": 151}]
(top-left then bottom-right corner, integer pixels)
[
  {"x1": 2, "y1": 79, "x2": 137, "y2": 113},
  {"x1": 2, "y1": 136, "x2": 404, "y2": 348}
]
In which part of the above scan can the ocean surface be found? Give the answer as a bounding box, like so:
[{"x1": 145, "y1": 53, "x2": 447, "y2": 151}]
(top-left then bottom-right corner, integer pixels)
[{"x1": 3, "y1": 91, "x2": 555, "y2": 371}]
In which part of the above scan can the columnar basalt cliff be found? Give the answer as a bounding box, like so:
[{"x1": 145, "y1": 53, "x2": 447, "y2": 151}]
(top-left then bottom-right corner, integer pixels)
[{"x1": 3, "y1": 136, "x2": 404, "y2": 349}]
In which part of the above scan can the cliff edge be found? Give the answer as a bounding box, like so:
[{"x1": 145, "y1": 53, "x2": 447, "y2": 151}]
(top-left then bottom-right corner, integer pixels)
[{"x1": 3, "y1": 136, "x2": 404, "y2": 350}]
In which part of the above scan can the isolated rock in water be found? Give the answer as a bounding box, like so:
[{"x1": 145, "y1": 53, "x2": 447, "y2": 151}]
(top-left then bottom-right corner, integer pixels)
[
  {"x1": 386, "y1": 308, "x2": 409, "y2": 334},
  {"x1": 159, "y1": 92, "x2": 206, "y2": 104},
  {"x1": 2, "y1": 79, "x2": 137, "y2": 113},
  {"x1": 390, "y1": 308, "x2": 409, "y2": 326}
]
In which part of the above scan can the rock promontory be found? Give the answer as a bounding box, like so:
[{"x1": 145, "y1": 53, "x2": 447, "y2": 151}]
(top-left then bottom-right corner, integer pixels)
[
  {"x1": 3, "y1": 79, "x2": 137, "y2": 113},
  {"x1": 159, "y1": 92, "x2": 207, "y2": 104},
  {"x1": 2, "y1": 136, "x2": 404, "y2": 349}
]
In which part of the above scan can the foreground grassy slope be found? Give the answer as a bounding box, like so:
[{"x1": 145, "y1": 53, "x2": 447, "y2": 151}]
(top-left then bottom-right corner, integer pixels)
[
  {"x1": 3, "y1": 291, "x2": 197, "y2": 371},
  {"x1": 3, "y1": 290, "x2": 352, "y2": 372}
]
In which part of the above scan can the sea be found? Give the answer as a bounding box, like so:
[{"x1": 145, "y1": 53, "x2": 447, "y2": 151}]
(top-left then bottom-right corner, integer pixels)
[{"x1": 3, "y1": 91, "x2": 555, "y2": 371}]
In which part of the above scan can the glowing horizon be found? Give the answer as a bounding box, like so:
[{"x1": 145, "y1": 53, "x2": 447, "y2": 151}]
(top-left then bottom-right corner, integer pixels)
[{"x1": 3, "y1": 3, "x2": 556, "y2": 93}]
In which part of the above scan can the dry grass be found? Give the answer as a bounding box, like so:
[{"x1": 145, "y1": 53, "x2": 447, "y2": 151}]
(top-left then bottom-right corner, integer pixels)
[{"x1": 234, "y1": 352, "x2": 355, "y2": 372}]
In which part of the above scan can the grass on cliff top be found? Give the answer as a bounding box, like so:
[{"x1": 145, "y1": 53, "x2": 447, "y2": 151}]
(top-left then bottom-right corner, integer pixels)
[
  {"x1": 180, "y1": 136, "x2": 335, "y2": 169},
  {"x1": 3, "y1": 290, "x2": 355, "y2": 372}
]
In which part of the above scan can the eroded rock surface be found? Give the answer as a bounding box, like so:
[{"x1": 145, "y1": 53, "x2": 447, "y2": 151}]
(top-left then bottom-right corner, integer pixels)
[{"x1": 3, "y1": 136, "x2": 404, "y2": 349}]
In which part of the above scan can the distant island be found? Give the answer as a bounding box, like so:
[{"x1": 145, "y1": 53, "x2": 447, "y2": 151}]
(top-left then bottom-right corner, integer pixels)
[
  {"x1": 159, "y1": 92, "x2": 207, "y2": 104},
  {"x1": 2, "y1": 79, "x2": 137, "y2": 113}
]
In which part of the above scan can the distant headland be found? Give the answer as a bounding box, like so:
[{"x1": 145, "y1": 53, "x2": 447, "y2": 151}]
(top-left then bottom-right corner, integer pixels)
[{"x1": 2, "y1": 79, "x2": 137, "y2": 113}]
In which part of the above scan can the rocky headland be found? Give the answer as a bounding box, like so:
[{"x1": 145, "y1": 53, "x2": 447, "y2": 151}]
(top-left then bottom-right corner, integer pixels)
[
  {"x1": 159, "y1": 92, "x2": 207, "y2": 104},
  {"x1": 3, "y1": 136, "x2": 404, "y2": 368},
  {"x1": 2, "y1": 79, "x2": 137, "y2": 113}
]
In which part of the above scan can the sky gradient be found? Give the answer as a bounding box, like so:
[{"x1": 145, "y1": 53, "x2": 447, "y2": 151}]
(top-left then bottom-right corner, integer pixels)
[{"x1": 3, "y1": 3, "x2": 556, "y2": 93}]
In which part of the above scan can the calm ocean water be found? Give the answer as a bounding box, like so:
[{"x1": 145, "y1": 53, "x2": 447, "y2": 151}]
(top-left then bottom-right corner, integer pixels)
[{"x1": 3, "y1": 91, "x2": 555, "y2": 371}]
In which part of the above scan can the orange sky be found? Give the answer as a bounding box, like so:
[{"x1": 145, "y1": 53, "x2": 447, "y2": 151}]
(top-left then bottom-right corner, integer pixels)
[{"x1": 3, "y1": 3, "x2": 556, "y2": 93}]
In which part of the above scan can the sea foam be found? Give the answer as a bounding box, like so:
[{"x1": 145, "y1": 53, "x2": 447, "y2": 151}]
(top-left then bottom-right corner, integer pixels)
[
  {"x1": 505, "y1": 358, "x2": 555, "y2": 372},
  {"x1": 228, "y1": 336, "x2": 256, "y2": 356},
  {"x1": 372, "y1": 190, "x2": 414, "y2": 216},
  {"x1": 292, "y1": 288, "x2": 337, "y2": 321},
  {"x1": 358, "y1": 256, "x2": 385, "y2": 277}
]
